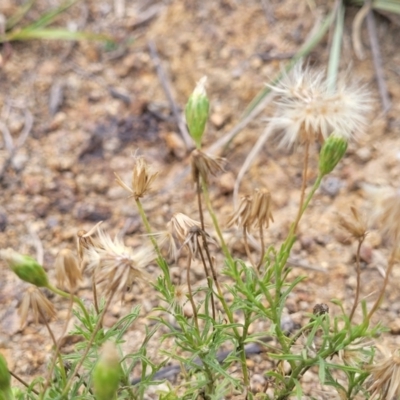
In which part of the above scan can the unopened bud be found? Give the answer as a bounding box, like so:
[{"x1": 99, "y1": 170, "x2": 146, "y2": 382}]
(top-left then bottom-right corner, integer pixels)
[
  {"x1": 0, "y1": 354, "x2": 12, "y2": 400},
  {"x1": 319, "y1": 134, "x2": 348, "y2": 176},
  {"x1": 93, "y1": 342, "x2": 121, "y2": 400},
  {"x1": 0, "y1": 248, "x2": 48, "y2": 287},
  {"x1": 185, "y1": 76, "x2": 209, "y2": 148}
]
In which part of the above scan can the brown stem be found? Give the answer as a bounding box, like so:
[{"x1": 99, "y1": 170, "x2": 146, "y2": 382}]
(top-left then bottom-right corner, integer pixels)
[
  {"x1": 349, "y1": 238, "x2": 364, "y2": 322},
  {"x1": 368, "y1": 247, "x2": 397, "y2": 321},
  {"x1": 294, "y1": 140, "x2": 310, "y2": 233},
  {"x1": 186, "y1": 256, "x2": 199, "y2": 331},
  {"x1": 9, "y1": 370, "x2": 39, "y2": 395},
  {"x1": 200, "y1": 231, "x2": 223, "y2": 300},
  {"x1": 197, "y1": 237, "x2": 216, "y2": 320},
  {"x1": 196, "y1": 177, "x2": 205, "y2": 231}
]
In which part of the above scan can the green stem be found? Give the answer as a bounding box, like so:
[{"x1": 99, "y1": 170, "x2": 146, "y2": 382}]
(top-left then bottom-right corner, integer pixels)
[
  {"x1": 200, "y1": 179, "x2": 232, "y2": 263},
  {"x1": 272, "y1": 174, "x2": 324, "y2": 369},
  {"x1": 134, "y1": 198, "x2": 161, "y2": 256},
  {"x1": 135, "y1": 198, "x2": 172, "y2": 289},
  {"x1": 47, "y1": 284, "x2": 90, "y2": 322}
]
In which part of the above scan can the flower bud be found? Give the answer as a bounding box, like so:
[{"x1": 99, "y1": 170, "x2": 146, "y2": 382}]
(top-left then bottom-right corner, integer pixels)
[
  {"x1": 318, "y1": 134, "x2": 348, "y2": 176},
  {"x1": 93, "y1": 342, "x2": 121, "y2": 400},
  {"x1": 0, "y1": 248, "x2": 49, "y2": 287},
  {"x1": 185, "y1": 76, "x2": 209, "y2": 148},
  {"x1": 0, "y1": 353, "x2": 12, "y2": 400}
]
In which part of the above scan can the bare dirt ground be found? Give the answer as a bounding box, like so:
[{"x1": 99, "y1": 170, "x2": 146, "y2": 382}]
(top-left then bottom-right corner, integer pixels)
[{"x1": 1, "y1": 0, "x2": 400, "y2": 398}]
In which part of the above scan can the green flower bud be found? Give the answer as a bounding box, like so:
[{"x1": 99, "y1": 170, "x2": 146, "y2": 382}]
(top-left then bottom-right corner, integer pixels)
[
  {"x1": 93, "y1": 342, "x2": 121, "y2": 400},
  {"x1": 0, "y1": 354, "x2": 12, "y2": 400},
  {"x1": 319, "y1": 134, "x2": 348, "y2": 176},
  {"x1": 185, "y1": 76, "x2": 209, "y2": 148},
  {"x1": 0, "y1": 248, "x2": 49, "y2": 287}
]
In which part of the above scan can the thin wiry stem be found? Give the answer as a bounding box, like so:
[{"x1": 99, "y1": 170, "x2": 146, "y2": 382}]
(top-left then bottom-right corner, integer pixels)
[
  {"x1": 198, "y1": 229, "x2": 249, "y2": 388},
  {"x1": 349, "y1": 237, "x2": 365, "y2": 322},
  {"x1": 243, "y1": 226, "x2": 257, "y2": 269},
  {"x1": 39, "y1": 309, "x2": 66, "y2": 400},
  {"x1": 196, "y1": 176, "x2": 206, "y2": 230},
  {"x1": 257, "y1": 223, "x2": 265, "y2": 271},
  {"x1": 135, "y1": 198, "x2": 162, "y2": 257},
  {"x1": 47, "y1": 284, "x2": 90, "y2": 323},
  {"x1": 197, "y1": 236, "x2": 216, "y2": 320},
  {"x1": 9, "y1": 370, "x2": 39, "y2": 395},
  {"x1": 201, "y1": 178, "x2": 233, "y2": 262},
  {"x1": 60, "y1": 293, "x2": 115, "y2": 397},
  {"x1": 42, "y1": 294, "x2": 74, "y2": 395},
  {"x1": 92, "y1": 271, "x2": 100, "y2": 315},
  {"x1": 368, "y1": 247, "x2": 397, "y2": 321},
  {"x1": 294, "y1": 140, "x2": 310, "y2": 233},
  {"x1": 186, "y1": 256, "x2": 199, "y2": 332}
]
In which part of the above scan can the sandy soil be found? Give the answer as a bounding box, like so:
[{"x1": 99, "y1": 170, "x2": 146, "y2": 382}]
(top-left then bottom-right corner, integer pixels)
[{"x1": 1, "y1": 0, "x2": 400, "y2": 398}]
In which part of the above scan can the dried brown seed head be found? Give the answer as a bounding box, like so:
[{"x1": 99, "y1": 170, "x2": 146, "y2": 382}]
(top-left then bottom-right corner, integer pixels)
[
  {"x1": 114, "y1": 156, "x2": 158, "y2": 200},
  {"x1": 55, "y1": 249, "x2": 82, "y2": 292},
  {"x1": 168, "y1": 213, "x2": 202, "y2": 244},
  {"x1": 85, "y1": 227, "x2": 154, "y2": 298},
  {"x1": 365, "y1": 185, "x2": 400, "y2": 245},
  {"x1": 227, "y1": 195, "x2": 254, "y2": 229},
  {"x1": 339, "y1": 206, "x2": 368, "y2": 241},
  {"x1": 368, "y1": 346, "x2": 400, "y2": 399},
  {"x1": 19, "y1": 287, "x2": 56, "y2": 328},
  {"x1": 191, "y1": 149, "x2": 225, "y2": 184},
  {"x1": 251, "y1": 188, "x2": 274, "y2": 229}
]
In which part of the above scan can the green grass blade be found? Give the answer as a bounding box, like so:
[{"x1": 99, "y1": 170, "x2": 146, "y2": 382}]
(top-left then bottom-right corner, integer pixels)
[
  {"x1": 3, "y1": 28, "x2": 112, "y2": 42},
  {"x1": 5, "y1": 0, "x2": 36, "y2": 30},
  {"x1": 349, "y1": 0, "x2": 400, "y2": 14},
  {"x1": 327, "y1": 1, "x2": 345, "y2": 92},
  {"x1": 23, "y1": 0, "x2": 79, "y2": 31}
]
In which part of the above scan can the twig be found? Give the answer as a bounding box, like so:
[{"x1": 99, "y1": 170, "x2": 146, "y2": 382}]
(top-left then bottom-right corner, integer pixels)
[
  {"x1": 366, "y1": 5, "x2": 391, "y2": 113},
  {"x1": 148, "y1": 39, "x2": 194, "y2": 151},
  {"x1": 9, "y1": 370, "x2": 39, "y2": 395}
]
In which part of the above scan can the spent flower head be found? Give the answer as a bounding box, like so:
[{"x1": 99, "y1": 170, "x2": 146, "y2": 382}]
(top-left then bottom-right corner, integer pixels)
[
  {"x1": 167, "y1": 213, "x2": 216, "y2": 259},
  {"x1": 55, "y1": 249, "x2": 82, "y2": 292},
  {"x1": 19, "y1": 286, "x2": 56, "y2": 328},
  {"x1": 339, "y1": 206, "x2": 368, "y2": 241},
  {"x1": 191, "y1": 149, "x2": 226, "y2": 184},
  {"x1": 364, "y1": 185, "x2": 400, "y2": 245},
  {"x1": 251, "y1": 188, "x2": 274, "y2": 229},
  {"x1": 85, "y1": 227, "x2": 154, "y2": 297},
  {"x1": 228, "y1": 188, "x2": 273, "y2": 230},
  {"x1": 114, "y1": 156, "x2": 158, "y2": 200},
  {"x1": 368, "y1": 346, "x2": 400, "y2": 399},
  {"x1": 266, "y1": 62, "x2": 371, "y2": 147}
]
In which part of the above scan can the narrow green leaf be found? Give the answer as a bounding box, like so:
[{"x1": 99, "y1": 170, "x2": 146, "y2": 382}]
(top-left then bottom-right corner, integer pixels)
[
  {"x1": 5, "y1": 0, "x2": 36, "y2": 30},
  {"x1": 318, "y1": 357, "x2": 326, "y2": 384},
  {"x1": 4, "y1": 28, "x2": 112, "y2": 42}
]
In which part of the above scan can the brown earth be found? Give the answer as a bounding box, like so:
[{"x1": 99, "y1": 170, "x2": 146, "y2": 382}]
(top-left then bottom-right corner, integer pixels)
[{"x1": 1, "y1": 0, "x2": 400, "y2": 398}]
